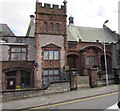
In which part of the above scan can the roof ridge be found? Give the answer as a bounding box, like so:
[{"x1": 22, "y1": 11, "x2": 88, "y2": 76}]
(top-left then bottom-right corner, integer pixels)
[{"x1": 67, "y1": 25, "x2": 102, "y2": 30}]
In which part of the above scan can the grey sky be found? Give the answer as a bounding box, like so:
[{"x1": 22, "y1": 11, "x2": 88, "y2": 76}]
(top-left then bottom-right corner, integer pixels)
[{"x1": 0, "y1": 0, "x2": 119, "y2": 36}]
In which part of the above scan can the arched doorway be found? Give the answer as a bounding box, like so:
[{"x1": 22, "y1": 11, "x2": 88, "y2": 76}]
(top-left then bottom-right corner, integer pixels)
[
  {"x1": 67, "y1": 54, "x2": 80, "y2": 74},
  {"x1": 67, "y1": 55, "x2": 78, "y2": 68}
]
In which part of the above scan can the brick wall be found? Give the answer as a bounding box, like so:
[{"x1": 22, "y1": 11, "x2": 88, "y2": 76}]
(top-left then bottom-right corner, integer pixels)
[{"x1": 2, "y1": 82, "x2": 70, "y2": 102}]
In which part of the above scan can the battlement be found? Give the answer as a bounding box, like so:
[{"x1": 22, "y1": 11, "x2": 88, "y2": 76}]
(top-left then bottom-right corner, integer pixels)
[{"x1": 36, "y1": 2, "x2": 66, "y2": 15}]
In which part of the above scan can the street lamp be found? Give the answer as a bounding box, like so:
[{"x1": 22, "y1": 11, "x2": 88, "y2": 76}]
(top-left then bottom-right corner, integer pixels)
[{"x1": 103, "y1": 20, "x2": 109, "y2": 86}]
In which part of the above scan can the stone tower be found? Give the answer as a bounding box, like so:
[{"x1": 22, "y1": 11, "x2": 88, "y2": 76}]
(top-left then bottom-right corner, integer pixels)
[{"x1": 34, "y1": 0, "x2": 67, "y2": 88}]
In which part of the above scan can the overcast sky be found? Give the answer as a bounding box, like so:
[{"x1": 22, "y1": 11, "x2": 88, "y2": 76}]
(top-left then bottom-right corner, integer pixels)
[{"x1": 0, "y1": 0, "x2": 119, "y2": 36}]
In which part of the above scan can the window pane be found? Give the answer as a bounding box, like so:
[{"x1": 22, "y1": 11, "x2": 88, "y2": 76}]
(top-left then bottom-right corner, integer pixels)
[
  {"x1": 49, "y1": 70, "x2": 54, "y2": 75},
  {"x1": 22, "y1": 53, "x2": 26, "y2": 60},
  {"x1": 55, "y1": 23, "x2": 60, "y2": 32},
  {"x1": 44, "y1": 51, "x2": 48, "y2": 60},
  {"x1": 44, "y1": 70, "x2": 48, "y2": 76},
  {"x1": 54, "y1": 51, "x2": 59, "y2": 60},
  {"x1": 86, "y1": 56, "x2": 95, "y2": 65},
  {"x1": 50, "y1": 23, "x2": 54, "y2": 32},
  {"x1": 16, "y1": 48, "x2": 21, "y2": 52},
  {"x1": 44, "y1": 77, "x2": 49, "y2": 86},
  {"x1": 11, "y1": 53, "x2": 16, "y2": 61},
  {"x1": 10, "y1": 47, "x2": 27, "y2": 61},
  {"x1": 22, "y1": 48, "x2": 26, "y2": 52},
  {"x1": 49, "y1": 76, "x2": 54, "y2": 82},
  {"x1": 17, "y1": 53, "x2": 21, "y2": 60},
  {"x1": 91, "y1": 57, "x2": 95, "y2": 65},
  {"x1": 49, "y1": 51, "x2": 54, "y2": 60},
  {"x1": 54, "y1": 70, "x2": 59, "y2": 75},
  {"x1": 54, "y1": 76, "x2": 59, "y2": 81},
  {"x1": 11, "y1": 48, "x2": 16, "y2": 52}
]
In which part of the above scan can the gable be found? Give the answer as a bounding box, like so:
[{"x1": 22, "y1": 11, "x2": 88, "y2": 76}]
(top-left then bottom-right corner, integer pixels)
[
  {"x1": 0, "y1": 24, "x2": 15, "y2": 36},
  {"x1": 42, "y1": 43, "x2": 61, "y2": 49}
]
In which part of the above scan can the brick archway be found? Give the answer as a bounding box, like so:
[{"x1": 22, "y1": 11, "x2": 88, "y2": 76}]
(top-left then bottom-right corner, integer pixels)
[
  {"x1": 67, "y1": 52, "x2": 80, "y2": 75},
  {"x1": 2, "y1": 67, "x2": 34, "y2": 90}
]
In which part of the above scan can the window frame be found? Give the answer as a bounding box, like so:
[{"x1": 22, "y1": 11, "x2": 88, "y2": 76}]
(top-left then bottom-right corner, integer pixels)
[
  {"x1": 55, "y1": 23, "x2": 60, "y2": 32},
  {"x1": 44, "y1": 22, "x2": 48, "y2": 32},
  {"x1": 86, "y1": 56, "x2": 95, "y2": 65},
  {"x1": 43, "y1": 50, "x2": 60, "y2": 60},
  {"x1": 49, "y1": 22, "x2": 54, "y2": 32},
  {"x1": 43, "y1": 69, "x2": 60, "y2": 86},
  {"x1": 9, "y1": 45, "x2": 28, "y2": 61}
]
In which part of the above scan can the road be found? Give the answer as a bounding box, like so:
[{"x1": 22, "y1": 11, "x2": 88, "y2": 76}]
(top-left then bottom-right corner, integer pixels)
[{"x1": 26, "y1": 91, "x2": 119, "y2": 110}]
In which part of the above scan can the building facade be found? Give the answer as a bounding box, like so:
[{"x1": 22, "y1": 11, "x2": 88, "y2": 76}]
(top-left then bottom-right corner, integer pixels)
[
  {"x1": 0, "y1": 24, "x2": 35, "y2": 90},
  {"x1": 34, "y1": 1, "x2": 67, "y2": 88},
  {"x1": 0, "y1": 1, "x2": 120, "y2": 90}
]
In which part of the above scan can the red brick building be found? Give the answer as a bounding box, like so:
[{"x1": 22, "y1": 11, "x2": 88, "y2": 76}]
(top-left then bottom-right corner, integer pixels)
[{"x1": 0, "y1": 0, "x2": 120, "y2": 90}]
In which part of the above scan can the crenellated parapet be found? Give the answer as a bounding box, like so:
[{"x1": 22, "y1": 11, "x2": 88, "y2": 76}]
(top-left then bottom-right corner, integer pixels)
[{"x1": 36, "y1": 2, "x2": 66, "y2": 15}]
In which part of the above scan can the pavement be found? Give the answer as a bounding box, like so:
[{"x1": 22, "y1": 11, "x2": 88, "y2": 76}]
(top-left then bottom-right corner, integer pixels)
[{"x1": 2, "y1": 84, "x2": 120, "y2": 110}]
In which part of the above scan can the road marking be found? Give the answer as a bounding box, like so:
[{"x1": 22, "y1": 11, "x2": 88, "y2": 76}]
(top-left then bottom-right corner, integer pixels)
[{"x1": 32, "y1": 91, "x2": 120, "y2": 110}]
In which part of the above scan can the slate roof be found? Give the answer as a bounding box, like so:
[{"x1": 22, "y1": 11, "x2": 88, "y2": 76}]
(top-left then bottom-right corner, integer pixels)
[
  {"x1": 67, "y1": 26, "x2": 117, "y2": 43},
  {"x1": 26, "y1": 22, "x2": 118, "y2": 43},
  {"x1": 0, "y1": 24, "x2": 15, "y2": 36}
]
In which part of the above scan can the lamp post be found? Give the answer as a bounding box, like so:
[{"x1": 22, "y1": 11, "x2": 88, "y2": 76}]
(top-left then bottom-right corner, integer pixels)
[{"x1": 103, "y1": 20, "x2": 109, "y2": 86}]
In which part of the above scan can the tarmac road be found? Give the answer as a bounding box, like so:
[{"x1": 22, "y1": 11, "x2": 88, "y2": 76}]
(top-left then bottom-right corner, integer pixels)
[
  {"x1": 2, "y1": 84, "x2": 119, "y2": 110},
  {"x1": 31, "y1": 91, "x2": 119, "y2": 110}
]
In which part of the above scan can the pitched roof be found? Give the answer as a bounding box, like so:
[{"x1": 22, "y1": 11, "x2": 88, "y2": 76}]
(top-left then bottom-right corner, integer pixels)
[
  {"x1": 26, "y1": 22, "x2": 118, "y2": 43},
  {"x1": 0, "y1": 24, "x2": 15, "y2": 36},
  {"x1": 67, "y1": 26, "x2": 117, "y2": 43}
]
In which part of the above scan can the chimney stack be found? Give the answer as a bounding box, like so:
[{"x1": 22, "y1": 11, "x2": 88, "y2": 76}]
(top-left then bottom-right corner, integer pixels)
[{"x1": 30, "y1": 15, "x2": 35, "y2": 23}]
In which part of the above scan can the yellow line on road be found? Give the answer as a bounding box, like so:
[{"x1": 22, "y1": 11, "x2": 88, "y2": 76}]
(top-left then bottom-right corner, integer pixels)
[{"x1": 32, "y1": 91, "x2": 120, "y2": 110}]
